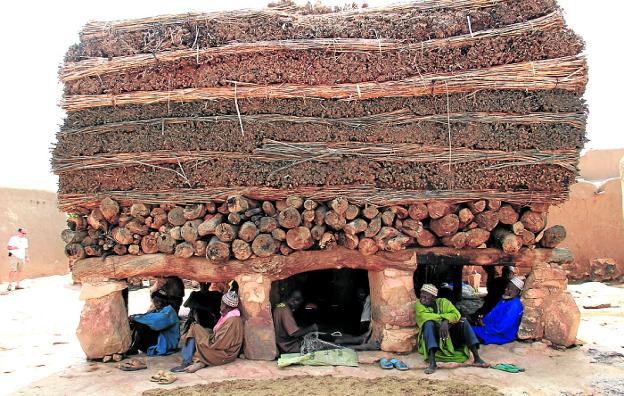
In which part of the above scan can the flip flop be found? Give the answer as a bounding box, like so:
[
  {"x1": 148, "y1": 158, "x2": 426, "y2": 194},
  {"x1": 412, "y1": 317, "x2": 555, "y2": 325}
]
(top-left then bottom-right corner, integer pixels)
[
  {"x1": 390, "y1": 358, "x2": 409, "y2": 371},
  {"x1": 158, "y1": 372, "x2": 177, "y2": 385},
  {"x1": 379, "y1": 358, "x2": 394, "y2": 369},
  {"x1": 119, "y1": 358, "x2": 147, "y2": 371},
  {"x1": 492, "y1": 363, "x2": 525, "y2": 373}
]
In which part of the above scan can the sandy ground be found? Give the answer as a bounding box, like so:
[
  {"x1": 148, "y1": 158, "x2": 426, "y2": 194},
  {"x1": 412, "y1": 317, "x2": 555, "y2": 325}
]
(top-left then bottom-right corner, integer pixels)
[{"x1": 1, "y1": 277, "x2": 623, "y2": 396}]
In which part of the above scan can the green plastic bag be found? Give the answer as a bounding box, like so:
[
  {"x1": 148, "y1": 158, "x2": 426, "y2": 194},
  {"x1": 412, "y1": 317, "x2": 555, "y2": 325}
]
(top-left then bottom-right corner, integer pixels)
[{"x1": 277, "y1": 348, "x2": 359, "y2": 368}]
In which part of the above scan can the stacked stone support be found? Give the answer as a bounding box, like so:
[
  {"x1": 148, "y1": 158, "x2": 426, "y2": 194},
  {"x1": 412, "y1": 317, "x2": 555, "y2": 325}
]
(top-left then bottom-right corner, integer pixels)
[
  {"x1": 519, "y1": 263, "x2": 579, "y2": 346},
  {"x1": 369, "y1": 269, "x2": 417, "y2": 353}
]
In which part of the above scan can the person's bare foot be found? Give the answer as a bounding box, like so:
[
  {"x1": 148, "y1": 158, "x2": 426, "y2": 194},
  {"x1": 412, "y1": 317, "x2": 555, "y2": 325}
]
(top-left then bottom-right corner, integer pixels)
[
  {"x1": 424, "y1": 362, "x2": 437, "y2": 374},
  {"x1": 184, "y1": 362, "x2": 206, "y2": 373},
  {"x1": 472, "y1": 358, "x2": 490, "y2": 368}
]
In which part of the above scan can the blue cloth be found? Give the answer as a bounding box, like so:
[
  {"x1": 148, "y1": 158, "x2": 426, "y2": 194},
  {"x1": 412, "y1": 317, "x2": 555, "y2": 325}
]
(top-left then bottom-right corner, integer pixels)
[
  {"x1": 474, "y1": 297, "x2": 523, "y2": 345},
  {"x1": 422, "y1": 320, "x2": 479, "y2": 352},
  {"x1": 133, "y1": 305, "x2": 180, "y2": 356},
  {"x1": 181, "y1": 337, "x2": 196, "y2": 365}
]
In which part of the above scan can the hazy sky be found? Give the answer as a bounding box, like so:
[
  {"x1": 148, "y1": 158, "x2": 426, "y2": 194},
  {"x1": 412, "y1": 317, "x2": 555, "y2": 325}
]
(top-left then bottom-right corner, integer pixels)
[{"x1": 0, "y1": 0, "x2": 622, "y2": 192}]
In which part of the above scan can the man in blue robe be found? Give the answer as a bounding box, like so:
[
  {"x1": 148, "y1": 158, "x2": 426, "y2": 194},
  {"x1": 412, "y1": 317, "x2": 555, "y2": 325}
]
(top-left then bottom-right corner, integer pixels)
[
  {"x1": 473, "y1": 276, "x2": 524, "y2": 345},
  {"x1": 127, "y1": 289, "x2": 180, "y2": 356}
]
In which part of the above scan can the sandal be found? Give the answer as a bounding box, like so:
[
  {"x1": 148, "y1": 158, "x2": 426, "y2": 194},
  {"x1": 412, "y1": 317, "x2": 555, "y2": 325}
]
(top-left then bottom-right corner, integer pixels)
[
  {"x1": 150, "y1": 370, "x2": 167, "y2": 382},
  {"x1": 390, "y1": 358, "x2": 409, "y2": 371},
  {"x1": 158, "y1": 372, "x2": 177, "y2": 385},
  {"x1": 119, "y1": 358, "x2": 147, "y2": 371},
  {"x1": 492, "y1": 363, "x2": 524, "y2": 373},
  {"x1": 379, "y1": 358, "x2": 393, "y2": 369}
]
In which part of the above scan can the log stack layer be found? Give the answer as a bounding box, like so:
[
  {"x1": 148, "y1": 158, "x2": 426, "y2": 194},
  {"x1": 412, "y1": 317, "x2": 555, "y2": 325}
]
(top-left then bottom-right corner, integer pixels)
[
  {"x1": 62, "y1": 196, "x2": 566, "y2": 262},
  {"x1": 53, "y1": 0, "x2": 586, "y2": 261}
]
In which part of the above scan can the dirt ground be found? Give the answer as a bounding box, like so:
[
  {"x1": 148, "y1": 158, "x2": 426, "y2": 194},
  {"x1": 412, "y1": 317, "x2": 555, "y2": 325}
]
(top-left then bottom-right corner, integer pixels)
[
  {"x1": 1, "y1": 277, "x2": 623, "y2": 396},
  {"x1": 142, "y1": 376, "x2": 502, "y2": 396}
]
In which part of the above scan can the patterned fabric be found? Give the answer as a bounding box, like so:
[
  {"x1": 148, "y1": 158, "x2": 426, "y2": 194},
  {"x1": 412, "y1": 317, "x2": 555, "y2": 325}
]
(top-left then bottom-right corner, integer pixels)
[{"x1": 421, "y1": 284, "x2": 438, "y2": 297}]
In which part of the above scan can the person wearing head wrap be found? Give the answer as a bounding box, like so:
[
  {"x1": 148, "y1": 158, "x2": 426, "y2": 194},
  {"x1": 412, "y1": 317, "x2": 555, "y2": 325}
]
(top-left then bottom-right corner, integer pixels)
[
  {"x1": 415, "y1": 284, "x2": 489, "y2": 374},
  {"x1": 172, "y1": 290, "x2": 244, "y2": 373},
  {"x1": 473, "y1": 276, "x2": 524, "y2": 345}
]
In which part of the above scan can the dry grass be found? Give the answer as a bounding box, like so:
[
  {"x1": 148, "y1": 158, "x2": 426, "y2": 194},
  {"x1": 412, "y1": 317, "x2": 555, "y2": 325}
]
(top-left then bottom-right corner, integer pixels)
[
  {"x1": 57, "y1": 187, "x2": 568, "y2": 212},
  {"x1": 60, "y1": 56, "x2": 587, "y2": 112},
  {"x1": 60, "y1": 12, "x2": 564, "y2": 82},
  {"x1": 79, "y1": 0, "x2": 508, "y2": 39},
  {"x1": 58, "y1": 110, "x2": 585, "y2": 136}
]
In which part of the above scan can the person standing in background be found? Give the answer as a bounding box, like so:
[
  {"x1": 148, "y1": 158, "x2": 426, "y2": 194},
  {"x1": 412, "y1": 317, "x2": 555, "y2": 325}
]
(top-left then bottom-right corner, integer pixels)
[{"x1": 6, "y1": 228, "x2": 29, "y2": 291}]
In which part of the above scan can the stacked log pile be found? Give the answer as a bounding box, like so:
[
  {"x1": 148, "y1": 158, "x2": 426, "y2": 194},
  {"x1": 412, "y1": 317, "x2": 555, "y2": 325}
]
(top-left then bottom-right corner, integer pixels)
[
  {"x1": 53, "y1": 0, "x2": 587, "y2": 262},
  {"x1": 63, "y1": 195, "x2": 567, "y2": 261}
]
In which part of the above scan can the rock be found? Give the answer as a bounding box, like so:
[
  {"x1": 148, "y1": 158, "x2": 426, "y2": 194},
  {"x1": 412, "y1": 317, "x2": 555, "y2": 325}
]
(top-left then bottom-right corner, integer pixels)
[
  {"x1": 76, "y1": 288, "x2": 131, "y2": 359},
  {"x1": 380, "y1": 328, "x2": 417, "y2": 353},
  {"x1": 236, "y1": 275, "x2": 277, "y2": 361},
  {"x1": 524, "y1": 266, "x2": 568, "y2": 290},
  {"x1": 518, "y1": 297, "x2": 544, "y2": 340},
  {"x1": 589, "y1": 258, "x2": 622, "y2": 282},
  {"x1": 543, "y1": 292, "x2": 580, "y2": 347},
  {"x1": 561, "y1": 260, "x2": 590, "y2": 281}
]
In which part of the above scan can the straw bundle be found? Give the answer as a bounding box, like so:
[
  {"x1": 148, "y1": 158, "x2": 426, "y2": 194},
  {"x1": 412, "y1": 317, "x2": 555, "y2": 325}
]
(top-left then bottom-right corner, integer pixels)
[{"x1": 53, "y1": 0, "x2": 587, "y2": 259}]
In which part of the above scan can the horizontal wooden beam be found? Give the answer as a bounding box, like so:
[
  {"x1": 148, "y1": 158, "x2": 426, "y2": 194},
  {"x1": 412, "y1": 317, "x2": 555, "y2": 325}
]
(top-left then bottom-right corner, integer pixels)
[
  {"x1": 414, "y1": 247, "x2": 573, "y2": 267},
  {"x1": 72, "y1": 247, "x2": 417, "y2": 283},
  {"x1": 71, "y1": 247, "x2": 571, "y2": 283}
]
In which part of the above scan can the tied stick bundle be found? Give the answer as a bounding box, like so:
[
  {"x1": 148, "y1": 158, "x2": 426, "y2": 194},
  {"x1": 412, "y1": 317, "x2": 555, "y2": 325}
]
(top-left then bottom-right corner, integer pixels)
[{"x1": 53, "y1": 0, "x2": 587, "y2": 261}]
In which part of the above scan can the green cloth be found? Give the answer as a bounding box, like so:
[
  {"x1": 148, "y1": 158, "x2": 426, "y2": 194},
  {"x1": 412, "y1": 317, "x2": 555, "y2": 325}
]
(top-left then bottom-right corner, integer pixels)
[
  {"x1": 277, "y1": 348, "x2": 359, "y2": 368},
  {"x1": 414, "y1": 298, "x2": 470, "y2": 363}
]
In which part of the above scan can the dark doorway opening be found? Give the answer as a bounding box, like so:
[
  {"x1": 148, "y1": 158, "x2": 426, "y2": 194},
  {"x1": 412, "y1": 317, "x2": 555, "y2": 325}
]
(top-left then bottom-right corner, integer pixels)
[{"x1": 270, "y1": 269, "x2": 369, "y2": 335}]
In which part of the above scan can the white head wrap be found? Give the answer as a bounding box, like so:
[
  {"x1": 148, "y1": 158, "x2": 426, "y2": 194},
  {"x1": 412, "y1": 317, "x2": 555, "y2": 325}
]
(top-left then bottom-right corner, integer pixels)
[{"x1": 421, "y1": 284, "x2": 438, "y2": 297}]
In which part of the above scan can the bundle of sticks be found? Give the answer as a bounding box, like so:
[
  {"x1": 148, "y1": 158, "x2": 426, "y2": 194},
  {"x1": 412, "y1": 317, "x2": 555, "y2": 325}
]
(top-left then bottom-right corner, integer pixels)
[
  {"x1": 54, "y1": 0, "x2": 585, "y2": 263},
  {"x1": 63, "y1": 195, "x2": 567, "y2": 262}
]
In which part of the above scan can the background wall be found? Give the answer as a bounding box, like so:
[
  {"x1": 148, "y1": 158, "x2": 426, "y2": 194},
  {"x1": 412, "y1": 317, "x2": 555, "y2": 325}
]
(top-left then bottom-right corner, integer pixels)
[
  {"x1": 547, "y1": 149, "x2": 624, "y2": 279},
  {"x1": 0, "y1": 188, "x2": 69, "y2": 281}
]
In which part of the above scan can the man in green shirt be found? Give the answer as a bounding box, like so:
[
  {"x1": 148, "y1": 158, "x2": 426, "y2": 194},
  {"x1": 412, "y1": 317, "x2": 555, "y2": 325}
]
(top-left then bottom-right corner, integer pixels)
[{"x1": 415, "y1": 284, "x2": 489, "y2": 374}]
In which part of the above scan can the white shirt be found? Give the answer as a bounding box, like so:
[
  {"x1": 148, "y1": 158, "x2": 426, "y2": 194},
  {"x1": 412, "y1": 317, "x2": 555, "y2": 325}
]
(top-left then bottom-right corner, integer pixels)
[
  {"x1": 8, "y1": 235, "x2": 28, "y2": 260},
  {"x1": 360, "y1": 295, "x2": 371, "y2": 322}
]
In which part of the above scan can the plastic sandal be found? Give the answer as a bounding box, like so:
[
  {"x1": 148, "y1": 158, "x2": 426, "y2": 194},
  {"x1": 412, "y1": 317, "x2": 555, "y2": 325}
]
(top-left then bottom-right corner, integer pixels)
[
  {"x1": 119, "y1": 358, "x2": 147, "y2": 371},
  {"x1": 379, "y1": 358, "x2": 394, "y2": 369},
  {"x1": 150, "y1": 370, "x2": 167, "y2": 382},
  {"x1": 492, "y1": 363, "x2": 525, "y2": 373},
  {"x1": 158, "y1": 372, "x2": 178, "y2": 385},
  {"x1": 390, "y1": 358, "x2": 409, "y2": 371}
]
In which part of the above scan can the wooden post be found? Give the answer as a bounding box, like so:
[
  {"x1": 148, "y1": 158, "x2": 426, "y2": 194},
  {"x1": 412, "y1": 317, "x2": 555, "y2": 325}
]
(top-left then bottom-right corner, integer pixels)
[{"x1": 235, "y1": 274, "x2": 278, "y2": 360}]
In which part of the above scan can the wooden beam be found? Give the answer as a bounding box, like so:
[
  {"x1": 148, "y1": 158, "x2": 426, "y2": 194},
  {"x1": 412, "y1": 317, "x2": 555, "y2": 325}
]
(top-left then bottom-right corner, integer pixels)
[
  {"x1": 72, "y1": 247, "x2": 417, "y2": 283},
  {"x1": 414, "y1": 247, "x2": 573, "y2": 267},
  {"x1": 71, "y1": 247, "x2": 572, "y2": 283}
]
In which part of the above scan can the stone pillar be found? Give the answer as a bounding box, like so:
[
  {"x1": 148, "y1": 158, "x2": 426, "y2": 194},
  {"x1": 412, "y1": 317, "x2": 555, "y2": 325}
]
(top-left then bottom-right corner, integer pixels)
[
  {"x1": 369, "y1": 269, "x2": 417, "y2": 353},
  {"x1": 518, "y1": 263, "x2": 580, "y2": 347},
  {"x1": 76, "y1": 281, "x2": 131, "y2": 359},
  {"x1": 236, "y1": 274, "x2": 278, "y2": 360}
]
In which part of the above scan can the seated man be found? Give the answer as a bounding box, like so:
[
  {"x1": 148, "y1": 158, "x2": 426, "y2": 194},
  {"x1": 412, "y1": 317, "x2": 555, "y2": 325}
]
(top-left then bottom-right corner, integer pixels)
[
  {"x1": 474, "y1": 266, "x2": 513, "y2": 318},
  {"x1": 415, "y1": 284, "x2": 488, "y2": 374},
  {"x1": 473, "y1": 277, "x2": 524, "y2": 345},
  {"x1": 357, "y1": 287, "x2": 371, "y2": 334},
  {"x1": 273, "y1": 290, "x2": 318, "y2": 354},
  {"x1": 149, "y1": 276, "x2": 185, "y2": 314},
  {"x1": 127, "y1": 290, "x2": 180, "y2": 356},
  {"x1": 172, "y1": 290, "x2": 244, "y2": 373},
  {"x1": 182, "y1": 282, "x2": 223, "y2": 333}
]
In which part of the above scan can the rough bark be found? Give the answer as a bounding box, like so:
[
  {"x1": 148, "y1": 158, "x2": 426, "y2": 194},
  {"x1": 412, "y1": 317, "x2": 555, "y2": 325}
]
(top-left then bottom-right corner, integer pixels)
[
  {"x1": 251, "y1": 234, "x2": 277, "y2": 257},
  {"x1": 286, "y1": 226, "x2": 314, "y2": 250}
]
